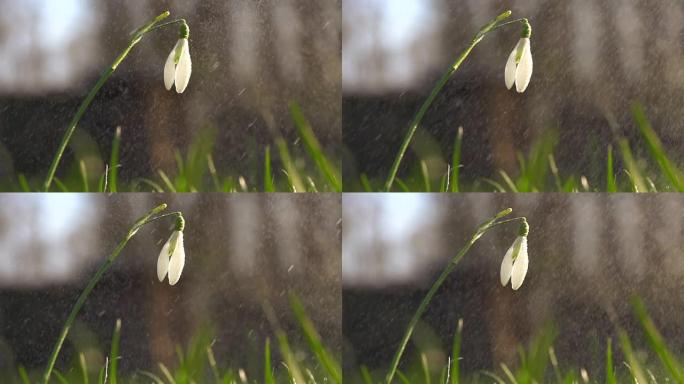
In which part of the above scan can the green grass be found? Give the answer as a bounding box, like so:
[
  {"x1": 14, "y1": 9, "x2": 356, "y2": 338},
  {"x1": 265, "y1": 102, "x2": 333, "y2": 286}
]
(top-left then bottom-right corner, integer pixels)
[
  {"x1": 5, "y1": 295, "x2": 337, "y2": 384},
  {"x1": 4, "y1": 102, "x2": 339, "y2": 193},
  {"x1": 349, "y1": 297, "x2": 682, "y2": 383},
  {"x1": 351, "y1": 99, "x2": 684, "y2": 192}
]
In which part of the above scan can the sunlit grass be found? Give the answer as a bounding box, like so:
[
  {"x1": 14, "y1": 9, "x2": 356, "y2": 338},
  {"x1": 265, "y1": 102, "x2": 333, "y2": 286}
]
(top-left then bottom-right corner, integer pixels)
[
  {"x1": 8, "y1": 295, "x2": 337, "y2": 384},
  {"x1": 351, "y1": 102, "x2": 684, "y2": 192},
  {"x1": 348, "y1": 297, "x2": 682, "y2": 384},
  {"x1": 6, "y1": 103, "x2": 339, "y2": 193}
]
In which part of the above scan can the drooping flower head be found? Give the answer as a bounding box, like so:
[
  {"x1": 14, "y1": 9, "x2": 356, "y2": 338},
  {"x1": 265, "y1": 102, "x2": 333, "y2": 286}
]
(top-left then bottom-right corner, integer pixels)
[
  {"x1": 157, "y1": 215, "x2": 186, "y2": 285},
  {"x1": 500, "y1": 219, "x2": 529, "y2": 290},
  {"x1": 164, "y1": 23, "x2": 191, "y2": 93},
  {"x1": 504, "y1": 19, "x2": 533, "y2": 93}
]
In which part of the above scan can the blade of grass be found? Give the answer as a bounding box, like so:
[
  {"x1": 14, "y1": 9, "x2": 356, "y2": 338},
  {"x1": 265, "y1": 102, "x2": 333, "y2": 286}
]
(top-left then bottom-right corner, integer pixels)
[
  {"x1": 108, "y1": 126, "x2": 121, "y2": 192},
  {"x1": 605, "y1": 338, "x2": 616, "y2": 384},
  {"x1": 498, "y1": 170, "x2": 519, "y2": 192},
  {"x1": 157, "y1": 170, "x2": 177, "y2": 192},
  {"x1": 53, "y1": 370, "x2": 69, "y2": 384},
  {"x1": 481, "y1": 371, "x2": 506, "y2": 384},
  {"x1": 384, "y1": 10, "x2": 513, "y2": 191},
  {"x1": 17, "y1": 365, "x2": 30, "y2": 384},
  {"x1": 138, "y1": 371, "x2": 165, "y2": 384},
  {"x1": 617, "y1": 138, "x2": 647, "y2": 192},
  {"x1": 17, "y1": 174, "x2": 31, "y2": 192},
  {"x1": 290, "y1": 294, "x2": 341, "y2": 383},
  {"x1": 421, "y1": 353, "x2": 431, "y2": 384},
  {"x1": 158, "y1": 363, "x2": 176, "y2": 384},
  {"x1": 481, "y1": 178, "x2": 507, "y2": 192},
  {"x1": 80, "y1": 352, "x2": 89, "y2": 384},
  {"x1": 79, "y1": 160, "x2": 90, "y2": 192},
  {"x1": 276, "y1": 138, "x2": 305, "y2": 192},
  {"x1": 360, "y1": 174, "x2": 373, "y2": 192},
  {"x1": 548, "y1": 154, "x2": 562, "y2": 192},
  {"x1": 360, "y1": 366, "x2": 373, "y2": 384},
  {"x1": 206, "y1": 154, "x2": 222, "y2": 192},
  {"x1": 276, "y1": 330, "x2": 306, "y2": 384},
  {"x1": 53, "y1": 177, "x2": 69, "y2": 192},
  {"x1": 290, "y1": 102, "x2": 341, "y2": 191},
  {"x1": 631, "y1": 297, "x2": 683, "y2": 381},
  {"x1": 449, "y1": 127, "x2": 464, "y2": 192},
  {"x1": 450, "y1": 319, "x2": 463, "y2": 384},
  {"x1": 420, "y1": 160, "x2": 431, "y2": 192},
  {"x1": 395, "y1": 178, "x2": 410, "y2": 192},
  {"x1": 632, "y1": 103, "x2": 684, "y2": 191},
  {"x1": 548, "y1": 347, "x2": 562, "y2": 384},
  {"x1": 606, "y1": 145, "x2": 617, "y2": 192},
  {"x1": 206, "y1": 345, "x2": 221, "y2": 384},
  {"x1": 500, "y1": 363, "x2": 518, "y2": 384},
  {"x1": 396, "y1": 371, "x2": 411, "y2": 384},
  {"x1": 109, "y1": 319, "x2": 121, "y2": 384},
  {"x1": 618, "y1": 329, "x2": 648, "y2": 384},
  {"x1": 264, "y1": 145, "x2": 275, "y2": 192},
  {"x1": 264, "y1": 338, "x2": 275, "y2": 384}
]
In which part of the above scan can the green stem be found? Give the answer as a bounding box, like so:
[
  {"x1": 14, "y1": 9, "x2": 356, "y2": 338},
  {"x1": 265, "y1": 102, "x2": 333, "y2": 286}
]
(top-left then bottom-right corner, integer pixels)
[
  {"x1": 42, "y1": 11, "x2": 170, "y2": 192},
  {"x1": 42, "y1": 203, "x2": 168, "y2": 384},
  {"x1": 385, "y1": 208, "x2": 513, "y2": 384},
  {"x1": 383, "y1": 10, "x2": 513, "y2": 192}
]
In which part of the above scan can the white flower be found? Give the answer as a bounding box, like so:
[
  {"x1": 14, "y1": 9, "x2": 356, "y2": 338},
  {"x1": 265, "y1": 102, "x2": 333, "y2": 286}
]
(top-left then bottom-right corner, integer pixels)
[
  {"x1": 504, "y1": 37, "x2": 533, "y2": 93},
  {"x1": 500, "y1": 235, "x2": 529, "y2": 290},
  {"x1": 157, "y1": 230, "x2": 186, "y2": 285},
  {"x1": 164, "y1": 38, "x2": 192, "y2": 93}
]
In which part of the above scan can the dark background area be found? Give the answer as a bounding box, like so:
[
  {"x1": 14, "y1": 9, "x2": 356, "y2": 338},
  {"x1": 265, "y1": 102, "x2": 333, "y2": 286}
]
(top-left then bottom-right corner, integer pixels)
[{"x1": 342, "y1": 0, "x2": 684, "y2": 190}]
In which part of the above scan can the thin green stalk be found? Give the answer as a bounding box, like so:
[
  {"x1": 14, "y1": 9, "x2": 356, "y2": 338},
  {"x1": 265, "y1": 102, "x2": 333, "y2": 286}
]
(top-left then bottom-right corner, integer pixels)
[
  {"x1": 385, "y1": 208, "x2": 515, "y2": 384},
  {"x1": 42, "y1": 203, "x2": 171, "y2": 384},
  {"x1": 43, "y1": 11, "x2": 170, "y2": 192},
  {"x1": 449, "y1": 127, "x2": 463, "y2": 192},
  {"x1": 384, "y1": 10, "x2": 513, "y2": 191},
  {"x1": 108, "y1": 126, "x2": 122, "y2": 193},
  {"x1": 109, "y1": 319, "x2": 122, "y2": 384},
  {"x1": 449, "y1": 319, "x2": 463, "y2": 384}
]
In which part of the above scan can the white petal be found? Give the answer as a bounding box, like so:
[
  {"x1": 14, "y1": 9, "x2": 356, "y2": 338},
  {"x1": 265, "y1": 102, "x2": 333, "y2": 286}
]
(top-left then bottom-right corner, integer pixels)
[
  {"x1": 504, "y1": 43, "x2": 519, "y2": 90},
  {"x1": 164, "y1": 40, "x2": 181, "y2": 91},
  {"x1": 168, "y1": 231, "x2": 185, "y2": 285},
  {"x1": 156, "y1": 235, "x2": 172, "y2": 281},
  {"x1": 515, "y1": 38, "x2": 533, "y2": 93},
  {"x1": 511, "y1": 237, "x2": 529, "y2": 290},
  {"x1": 500, "y1": 237, "x2": 519, "y2": 286},
  {"x1": 174, "y1": 39, "x2": 192, "y2": 94}
]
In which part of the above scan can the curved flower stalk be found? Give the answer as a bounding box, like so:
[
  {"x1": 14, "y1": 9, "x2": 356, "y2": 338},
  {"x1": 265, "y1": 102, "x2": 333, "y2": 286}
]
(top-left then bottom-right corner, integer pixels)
[
  {"x1": 500, "y1": 219, "x2": 529, "y2": 290},
  {"x1": 385, "y1": 208, "x2": 530, "y2": 384},
  {"x1": 157, "y1": 215, "x2": 186, "y2": 285},
  {"x1": 504, "y1": 20, "x2": 533, "y2": 92},
  {"x1": 43, "y1": 12, "x2": 192, "y2": 192},
  {"x1": 42, "y1": 204, "x2": 186, "y2": 384},
  {"x1": 384, "y1": 11, "x2": 533, "y2": 191},
  {"x1": 164, "y1": 23, "x2": 192, "y2": 93}
]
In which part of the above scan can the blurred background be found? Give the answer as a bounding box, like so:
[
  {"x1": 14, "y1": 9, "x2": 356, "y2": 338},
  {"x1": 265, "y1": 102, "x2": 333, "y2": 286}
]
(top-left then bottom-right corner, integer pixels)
[
  {"x1": 343, "y1": 194, "x2": 684, "y2": 380},
  {"x1": 0, "y1": 194, "x2": 341, "y2": 378},
  {"x1": 0, "y1": 0, "x2": 340, "y2": 190},
  {"x1": 343, "y1": 0, "x2": 684, "y2": 190}
]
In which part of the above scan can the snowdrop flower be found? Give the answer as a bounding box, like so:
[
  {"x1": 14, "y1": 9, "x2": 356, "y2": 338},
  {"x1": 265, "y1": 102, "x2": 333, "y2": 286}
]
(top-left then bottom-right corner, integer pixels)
[
  {"x1": 500, "y1": 220, "x2": 529, "y2": 290},
  {"x1": 504, "y1": 20, "x2": 533, "y2": 93},
  {"x1": 157, "y1": 216, "x2": 186, "y2": 285},
  {"x1": 164, "y1": 23, "x2": 191, "y2": 93}
]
